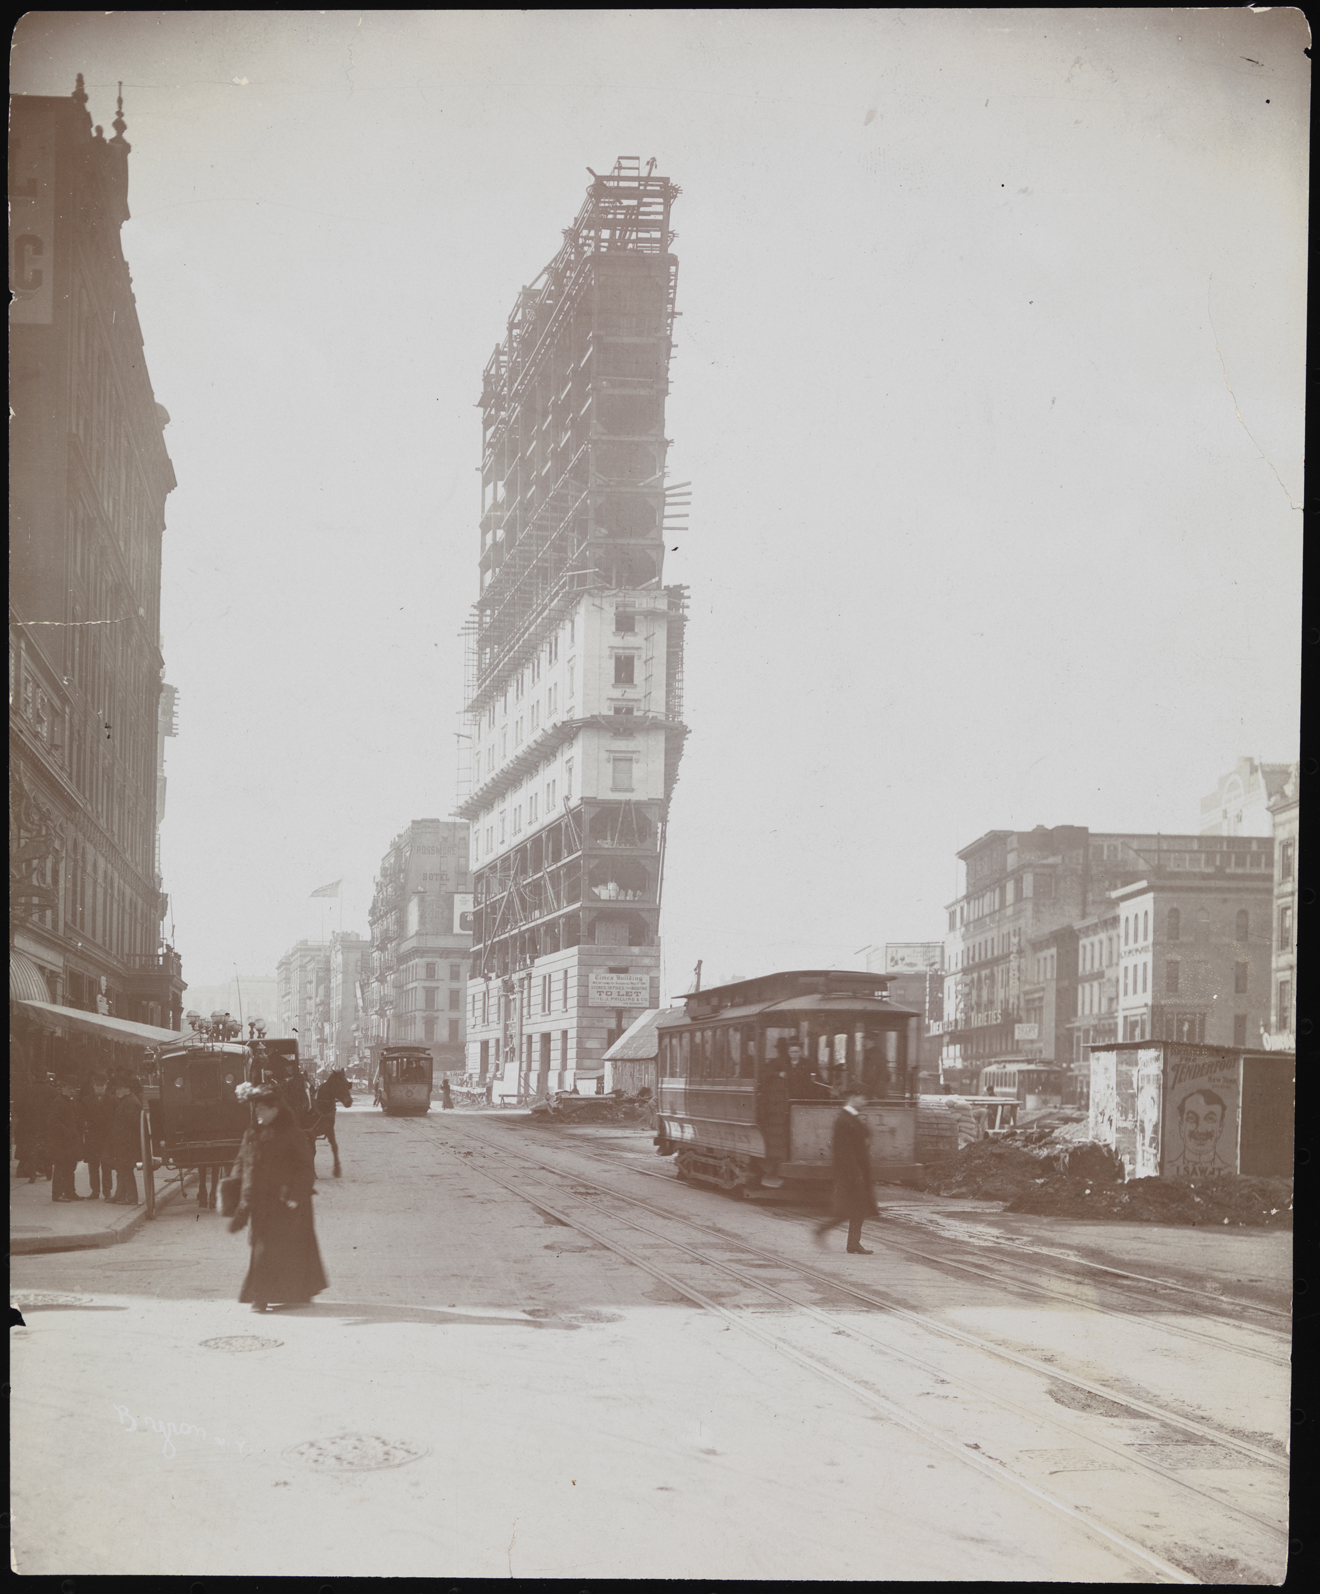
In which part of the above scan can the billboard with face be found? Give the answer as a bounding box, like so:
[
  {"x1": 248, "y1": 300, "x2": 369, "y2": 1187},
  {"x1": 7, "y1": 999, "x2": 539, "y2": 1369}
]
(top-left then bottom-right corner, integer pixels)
[{"x1": 1162, "y1": 1051, "x2": 1240, "y2": 1179}]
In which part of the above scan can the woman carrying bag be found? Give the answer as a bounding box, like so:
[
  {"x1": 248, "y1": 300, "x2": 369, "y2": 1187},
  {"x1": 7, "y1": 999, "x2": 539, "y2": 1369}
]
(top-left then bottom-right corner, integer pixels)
[{"x1": 225, "y1": 1080, "x2": 328, "y2": 1314}]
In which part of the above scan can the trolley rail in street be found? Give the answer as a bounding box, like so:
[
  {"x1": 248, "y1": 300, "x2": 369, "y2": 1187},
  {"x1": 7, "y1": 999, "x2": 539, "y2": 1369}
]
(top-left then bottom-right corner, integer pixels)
[{"x1": 403, "y1": 1114, "x2": 1288, "y2": 1584}]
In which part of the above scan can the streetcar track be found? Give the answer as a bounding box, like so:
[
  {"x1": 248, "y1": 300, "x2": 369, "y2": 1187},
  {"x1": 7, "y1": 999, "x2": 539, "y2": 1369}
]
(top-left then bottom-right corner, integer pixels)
[
  {"x1": 439, "y1": 1121, "x2": 1289, "y2": 1475},
  {"x1": 503, "y1": 1120, "x2": 1292, "y2": 1331},
  {"x1": 431, "y1": 1126, "x2": 1203, "y2": 1585}
]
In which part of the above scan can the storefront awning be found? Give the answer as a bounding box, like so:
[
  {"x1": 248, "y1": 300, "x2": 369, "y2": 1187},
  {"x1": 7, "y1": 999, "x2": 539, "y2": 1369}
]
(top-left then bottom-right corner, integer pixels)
[
  {"x1": 15, "y1": 999, "x2": 182, "y2": 1047},
  {"x1": 10, "y1": 951, "x2": 51, "y2": 1004}
]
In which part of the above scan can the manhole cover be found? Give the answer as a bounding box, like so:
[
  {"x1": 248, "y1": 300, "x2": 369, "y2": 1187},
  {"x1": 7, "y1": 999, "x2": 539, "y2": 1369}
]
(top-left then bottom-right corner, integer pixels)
[
  {"x1": 10, "y1": 1290, "x2": 91, "y2": 1307},
  {"x1": 286, "y1": 1434, "x2": 430, "y2": 1472},
  {"x1": 201, "y1": 1335, "x2": 284, "y2": 1353}
]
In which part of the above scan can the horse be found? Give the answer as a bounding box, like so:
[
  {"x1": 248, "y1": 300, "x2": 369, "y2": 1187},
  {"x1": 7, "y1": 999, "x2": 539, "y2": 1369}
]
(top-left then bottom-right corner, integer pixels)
[{"x1": 305, "y1": 1069, "x2": 353, "y2": 1178}]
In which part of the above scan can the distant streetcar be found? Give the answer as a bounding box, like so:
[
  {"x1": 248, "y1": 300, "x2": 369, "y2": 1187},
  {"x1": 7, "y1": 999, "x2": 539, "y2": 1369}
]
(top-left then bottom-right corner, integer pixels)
[
  {"x1": 374, "y1": 1046, "x2": 434, "y2": 1115},
  {"x1": 655, "y1": 970, "x2": 921, "y2": 1195},
  {"x1": 977, "y1": 1061, "x2": 1065, "y2": 1110}
]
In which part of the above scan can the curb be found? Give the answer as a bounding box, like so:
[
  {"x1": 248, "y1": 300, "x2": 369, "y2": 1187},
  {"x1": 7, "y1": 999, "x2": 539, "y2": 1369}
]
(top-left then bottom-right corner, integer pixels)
[{"x1": 10, "y1": 1177, "x2": 185, "y2": 1256}]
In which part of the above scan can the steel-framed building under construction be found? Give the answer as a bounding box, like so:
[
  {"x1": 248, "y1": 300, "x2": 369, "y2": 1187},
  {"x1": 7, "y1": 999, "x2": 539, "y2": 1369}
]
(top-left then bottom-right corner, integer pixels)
[{"x1": 458, "y1": 157, "x2": 689, "y2": 1100}]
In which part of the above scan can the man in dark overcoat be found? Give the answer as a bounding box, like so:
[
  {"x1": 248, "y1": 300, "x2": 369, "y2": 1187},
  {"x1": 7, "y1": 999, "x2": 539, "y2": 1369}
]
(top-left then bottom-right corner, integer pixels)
[
  {"x1": 815, "y1": 1090, "x2": 879, "y2": 1254},
  {"x1": 79, "y1": 1072, "x2": 115, "y2": 1198},
  {"x1": 49, "y1": 1078, "x2": 85, "y2": 1201},
  {"x1": 108, "y1": 1076, "x2": 143, "y2": 1204}
]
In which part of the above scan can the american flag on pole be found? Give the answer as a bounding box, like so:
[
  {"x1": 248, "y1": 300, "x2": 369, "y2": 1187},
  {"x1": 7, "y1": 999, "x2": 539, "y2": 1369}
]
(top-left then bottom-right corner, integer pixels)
[{"x1": 310, "y1": 879, "x2": 341, "y2": 899}]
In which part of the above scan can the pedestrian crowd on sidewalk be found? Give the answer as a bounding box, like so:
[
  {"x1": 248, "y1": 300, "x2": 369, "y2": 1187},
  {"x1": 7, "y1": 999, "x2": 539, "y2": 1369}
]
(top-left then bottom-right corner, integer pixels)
[{"x1": 11, "y1": 1065, "x2": 146, "y2": 1206}]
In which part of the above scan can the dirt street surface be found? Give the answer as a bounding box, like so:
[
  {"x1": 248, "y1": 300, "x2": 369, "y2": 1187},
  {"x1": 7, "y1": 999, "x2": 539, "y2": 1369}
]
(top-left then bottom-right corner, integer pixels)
[{"x1": 11, "y1": 1108, "x2": 1293, "y2": 1581}]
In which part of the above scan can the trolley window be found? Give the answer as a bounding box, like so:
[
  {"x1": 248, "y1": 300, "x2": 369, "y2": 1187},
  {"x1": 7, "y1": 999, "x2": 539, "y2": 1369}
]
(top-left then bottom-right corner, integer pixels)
[{"x1": 713, "y1": 1027, "x2": 728, "y2": 1079}]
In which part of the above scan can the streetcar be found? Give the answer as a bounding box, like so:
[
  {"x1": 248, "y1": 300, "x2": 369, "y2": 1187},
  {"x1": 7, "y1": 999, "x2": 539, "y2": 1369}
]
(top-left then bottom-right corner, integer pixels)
[
  {"x1": 374, "y1": 1046, "x2": 434, "y2": 1115},
  {"x1": 654, "y1": 970, "x2": 921, "y2": 1195},
  {"x1": 976, "y1": 1061, "x2": 1065, "y2": 1111}
]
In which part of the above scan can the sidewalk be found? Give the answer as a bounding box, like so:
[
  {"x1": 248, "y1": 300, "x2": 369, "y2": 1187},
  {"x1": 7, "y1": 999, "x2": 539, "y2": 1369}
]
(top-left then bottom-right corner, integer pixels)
[{"x1": 10, "y1": 1163, "x2": 181, "y2": 1255}]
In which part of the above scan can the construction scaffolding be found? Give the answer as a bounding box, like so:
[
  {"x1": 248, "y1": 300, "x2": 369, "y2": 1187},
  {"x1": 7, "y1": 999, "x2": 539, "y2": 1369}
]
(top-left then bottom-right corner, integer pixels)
[{"x1": 465, "y1": 157, "x2": 683, "y2": 717}]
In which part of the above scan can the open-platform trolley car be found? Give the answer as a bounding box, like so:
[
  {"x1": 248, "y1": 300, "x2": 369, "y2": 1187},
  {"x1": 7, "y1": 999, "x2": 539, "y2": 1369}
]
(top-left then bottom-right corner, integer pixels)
[
  {"x1": 374, "y1": 1046, "x2": 434, "y2": 1115},
  {"x1": 655, "y1": 970, "x2": 922, "y2": 1195}
]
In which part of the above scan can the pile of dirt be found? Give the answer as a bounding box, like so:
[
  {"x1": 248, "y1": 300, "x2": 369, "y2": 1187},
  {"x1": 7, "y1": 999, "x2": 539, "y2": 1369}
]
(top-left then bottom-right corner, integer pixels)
[
  {"x1": 529, "y1": 1090, "x2": 654, "y2": 1126},
  {"x1": 916, "y1": 1133, "x2": 1292, "y2": 1227}
]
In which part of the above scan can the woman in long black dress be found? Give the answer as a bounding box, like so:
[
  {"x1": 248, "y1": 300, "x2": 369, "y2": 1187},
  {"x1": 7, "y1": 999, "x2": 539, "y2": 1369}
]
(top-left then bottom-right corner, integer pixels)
[{"x1": 228, "y1": 1081, "x2": 328, "y2": 1313}]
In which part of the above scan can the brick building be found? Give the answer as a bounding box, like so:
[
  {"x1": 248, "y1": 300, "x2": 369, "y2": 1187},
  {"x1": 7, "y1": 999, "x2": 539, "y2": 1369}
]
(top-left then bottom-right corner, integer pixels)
[
  {"x1": 938, "y1": 827, "x2": 1274, "y2": 1079},
  {"x1": 10, "y1": 77, "x2": 184, "y2": 1034},
  {"x1": 1110, "y1": 866, "x2": 1274, "y2": 1047},
  {"x1": 366, "y1": 820, "x2": 471, "y2": 1074}
]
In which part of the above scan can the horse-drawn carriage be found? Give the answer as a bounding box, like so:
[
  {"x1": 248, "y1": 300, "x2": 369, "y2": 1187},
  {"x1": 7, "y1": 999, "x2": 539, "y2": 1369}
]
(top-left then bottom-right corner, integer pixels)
[{"x1": 139, "y1": 1017, "x2": 353, "y2": 1213}]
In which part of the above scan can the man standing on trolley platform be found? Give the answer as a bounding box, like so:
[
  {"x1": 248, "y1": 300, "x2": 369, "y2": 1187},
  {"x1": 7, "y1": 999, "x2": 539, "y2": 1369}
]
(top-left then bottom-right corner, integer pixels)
[{"x1": 815, "y1": 1090, "x2": 878, "y2": 1254}]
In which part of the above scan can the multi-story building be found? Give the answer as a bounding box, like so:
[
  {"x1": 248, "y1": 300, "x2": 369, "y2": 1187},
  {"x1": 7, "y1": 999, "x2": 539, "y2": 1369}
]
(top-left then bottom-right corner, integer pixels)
[
  {"x1": 1064, "y1": 906, "x2": 1120, "y2": 1064},
  {"x1": 10, "y1": 77, "x2": 185, "y2": 1031},
  {"x1": 277, "y1": 940, "x2": 330, "y2": 1065},
  {"x1": 1021, "y1": 924, "x2": 1079, "y2": 1067},
  {"x1": 1110, "y1": 861, "x2": 1274, "y2": 1047},
  {"x1": 1265, "y1": 763, "x2": 1298, "y2": 1048},
  {"x1": 457, "y1": 158, "x2": 688, "y2": 1100},
  {"x1": 937, "y1": 827, "x2": 1275, "y2": 1076},
  {"x1": 367, "y1": 820, "x2": 471, "y2": 1073},
  {"x1": 328, "y1": 931, "x2": 370, "y2": 1074},
  {"x1": 1199, "y1": 757, "x2": 1294, "y2": 837}
]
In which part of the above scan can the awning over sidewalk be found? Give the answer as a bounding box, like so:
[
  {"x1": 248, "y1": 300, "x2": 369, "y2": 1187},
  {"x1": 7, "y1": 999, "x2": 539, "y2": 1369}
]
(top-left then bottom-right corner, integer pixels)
[
  {"x1": 10, "y1": 951, "x2": 52, "y2": 1004},
  {"x1": 15, "y1": 999, "x2": 182, "y2": 1047}
]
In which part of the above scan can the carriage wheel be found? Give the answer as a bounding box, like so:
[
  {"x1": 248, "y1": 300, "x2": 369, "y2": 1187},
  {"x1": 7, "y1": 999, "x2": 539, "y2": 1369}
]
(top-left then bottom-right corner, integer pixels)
[{"x1": 141, "y1": 1111, "x2": 156, "y2": 1220}]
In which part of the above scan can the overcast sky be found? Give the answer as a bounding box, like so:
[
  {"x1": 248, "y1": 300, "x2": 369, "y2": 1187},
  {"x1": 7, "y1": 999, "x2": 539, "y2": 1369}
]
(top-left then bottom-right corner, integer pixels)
[{"x1": 12, "y1": 10, "x2": 1308, "y2": 995}]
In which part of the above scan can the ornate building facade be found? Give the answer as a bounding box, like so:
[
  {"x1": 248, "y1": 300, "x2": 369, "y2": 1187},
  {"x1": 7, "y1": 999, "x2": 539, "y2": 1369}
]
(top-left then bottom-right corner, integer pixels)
[{"x1": 10, "y1": 77, "x2": 184, "y2": 1029}]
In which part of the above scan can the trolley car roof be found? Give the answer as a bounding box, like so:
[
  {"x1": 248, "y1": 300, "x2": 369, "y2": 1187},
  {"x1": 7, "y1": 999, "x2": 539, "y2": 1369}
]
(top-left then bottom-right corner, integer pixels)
[{"x1": 669, "y1": 992, "x2": 920, "y2": 1023}]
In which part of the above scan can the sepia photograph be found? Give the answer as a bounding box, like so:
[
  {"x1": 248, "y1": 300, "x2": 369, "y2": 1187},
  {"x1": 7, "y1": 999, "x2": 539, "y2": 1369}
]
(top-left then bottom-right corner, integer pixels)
[{"x1": 9, "y1": 9, "x2": 1303, "y2": 1581}]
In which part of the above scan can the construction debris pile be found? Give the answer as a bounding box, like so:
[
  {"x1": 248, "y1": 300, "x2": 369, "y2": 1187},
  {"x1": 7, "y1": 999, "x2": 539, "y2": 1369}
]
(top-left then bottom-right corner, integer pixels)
[
  {"x1": 914, "y1": 1126, "x2": 1292, "y2": 1227},
  {"x1": 529, "y1": 1089, "x2": 655, "y2": 1126}
]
